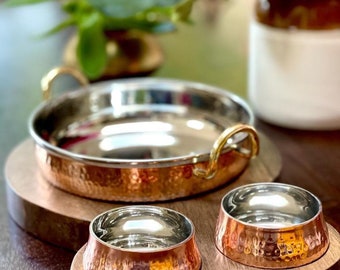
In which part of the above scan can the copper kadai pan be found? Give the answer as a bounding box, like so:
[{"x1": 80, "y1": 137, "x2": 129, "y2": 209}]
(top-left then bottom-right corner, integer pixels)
[{"x1": 29, "y1": 67, "x2": 260, "y2": 202}]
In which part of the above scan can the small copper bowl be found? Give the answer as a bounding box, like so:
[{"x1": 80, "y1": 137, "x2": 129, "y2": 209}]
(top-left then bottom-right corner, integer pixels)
[
  {"x1": 215, "y1": 183, "x2": 330, "y2": 269},
  {"x1": 83, "y1": 206, "x2": 201, "y2": 270}
]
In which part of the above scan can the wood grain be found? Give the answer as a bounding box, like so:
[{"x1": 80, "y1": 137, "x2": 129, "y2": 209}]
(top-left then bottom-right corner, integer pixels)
[
  {"x1": 5, "y1": 132, "x2": 280, "y2": 267},
  {"x1": 1, "y1": 1, "x2": 339, "y2": 269}
]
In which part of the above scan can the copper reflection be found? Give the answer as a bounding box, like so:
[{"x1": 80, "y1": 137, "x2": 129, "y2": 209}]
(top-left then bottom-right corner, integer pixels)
[
  {"x1": 215, "y1": 183, "x2": 330, "y2": 269},
  {"x1": 83, "y1": 206, "x2": 201, "y2": 270}
]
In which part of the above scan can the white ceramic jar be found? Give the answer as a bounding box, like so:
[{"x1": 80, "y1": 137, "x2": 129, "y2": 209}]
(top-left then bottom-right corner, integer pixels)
[{"x1": 248, "y1": 0, "x2": 340, "y2": 130}]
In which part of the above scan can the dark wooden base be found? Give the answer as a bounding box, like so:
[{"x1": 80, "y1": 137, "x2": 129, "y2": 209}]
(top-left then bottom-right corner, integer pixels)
[{"x1": 5, "y1": 133, "x2": 281, "y2": 254}]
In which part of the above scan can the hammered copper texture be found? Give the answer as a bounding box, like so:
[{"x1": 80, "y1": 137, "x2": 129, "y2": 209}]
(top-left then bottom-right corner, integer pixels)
[
  {"x1": 71, "y1": 224, "x2": 340, "y2": 270},
  {"x1": 215, "y1": 210, "x2": 330, "y2": 269},
  {"x1": 5, "y1": 132, "x2": 281, "y2": 253},
  {"x1": 35, "y1": 134, "x2": 255, "y2": 202},
  {"x1": 83, "y1": 234, "x2": 201, "y2": 270}
]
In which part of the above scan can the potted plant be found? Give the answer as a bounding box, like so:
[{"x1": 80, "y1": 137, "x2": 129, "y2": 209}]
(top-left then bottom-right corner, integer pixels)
[{"x1": 6, "y1": 0, "x2": 195, "y2": 80}]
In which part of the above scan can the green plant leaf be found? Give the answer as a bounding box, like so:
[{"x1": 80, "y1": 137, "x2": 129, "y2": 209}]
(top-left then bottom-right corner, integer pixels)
[
  {"x1": 77, "y1": 11, "x2": 107, "y2": 79},
  {"x1": 38, "y1": 17, "x2": 76, "y2": 37},
  {"x1": 100, "y1": 0, "x2": 195, "y2": 33},
  {"x1": 104, "y1": 17, "x2": 176, "y2": 33},
  {"x1": 174, "y1": 0, "x2": 195, "y2": 21},
  {"x1": 5, "y1": 0, "x2": 51, "y2": 6},
  {"x1": 5, "y1": 0, "x2": 196, "y2": 79},
  {"x1": 88, "y1": 0, "x2": 183, "y2": 18}
]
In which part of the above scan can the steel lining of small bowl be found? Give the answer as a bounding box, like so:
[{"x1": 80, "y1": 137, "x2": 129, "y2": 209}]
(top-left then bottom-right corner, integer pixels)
[
  {"x1": 83, "y1": 206, "x2": 201, "y2": 270},
  {"x1": 29, "y1": 67, "x2": 259, "y2": 202},
  {"x1": 215, "y1": 183, "x2": 330, "y2": 269}
]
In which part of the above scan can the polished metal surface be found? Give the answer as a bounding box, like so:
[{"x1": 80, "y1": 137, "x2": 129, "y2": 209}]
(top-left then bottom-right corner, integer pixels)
[
  {"x1": 30, "y1": 76, "x2": 254, "y2": 166},
  {"x1": 83, "y1": 206, "x2": 201, "y2": 270},
  {"x1": 92, "y1": 206, "x2": 193, "y2": 251},
  {"x1": 215, "y1": 183, "x2": 330, "y2": 269},
  {"x1": 223, "y1": 182, "x2": 321, "y2": 228},
  {"x1": 29, "y1": 70, "x2": 260, "y2": 201},
  {"x1": 5, "y1": 134, "x2": 280, "y2": 251}
]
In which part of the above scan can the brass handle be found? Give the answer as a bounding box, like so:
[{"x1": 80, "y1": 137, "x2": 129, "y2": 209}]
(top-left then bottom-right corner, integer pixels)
[
  {"x1": 193, "y1": 124, "x2": 259, "y2": 179},
  {"x1": 41, "y1": 66, "x2": 89, "y2": 100}
]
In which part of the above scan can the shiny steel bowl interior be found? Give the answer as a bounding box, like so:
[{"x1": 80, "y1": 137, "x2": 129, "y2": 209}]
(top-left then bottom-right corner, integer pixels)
[
  {"x1": 215, "y1": 183, "x2": 330, "y2": 268},
  {"x1": 31, "y1": 77, "x2": 253, "y2": 163},
  {"x1": 29, "y1": 68, "x2": 259, "y2": 201},
  {"x1": 83, "y1": 206, "x2": 201, "y2": 270}
]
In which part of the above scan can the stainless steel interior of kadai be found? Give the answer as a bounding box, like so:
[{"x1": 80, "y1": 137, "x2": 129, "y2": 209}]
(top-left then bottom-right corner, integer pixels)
[{"x1": 29, "y1": 67, "x2": 259, "y2": 202}]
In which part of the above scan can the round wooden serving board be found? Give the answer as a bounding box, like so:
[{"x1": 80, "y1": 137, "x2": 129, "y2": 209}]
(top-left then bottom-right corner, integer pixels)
[
  {"x1": 5, "y1": 133, "x2": 282, "y2": 267},
  {"x1": 70, "y1": 224, "x2": 340, "y2": 270}
]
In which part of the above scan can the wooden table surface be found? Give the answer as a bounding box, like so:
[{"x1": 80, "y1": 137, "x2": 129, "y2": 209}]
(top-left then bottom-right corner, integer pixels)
[{"x1": 0, "y1": 0, "x2": 339, "y2": 269}]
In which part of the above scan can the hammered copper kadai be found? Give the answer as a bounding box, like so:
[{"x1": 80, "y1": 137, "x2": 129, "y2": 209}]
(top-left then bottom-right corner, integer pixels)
[
  {"x1": 30, "y1": 67, "x2": 259, "y2": 202},
  {"x1": 83, "y1": 206, "x2": 201, "y2": 270},
  {"x1": 215, "y1": 183, "x2": 330, "y2": 268}
]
